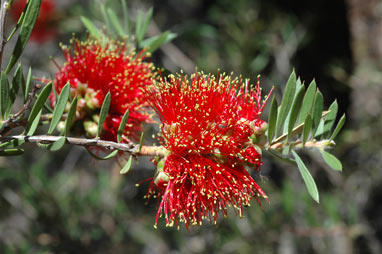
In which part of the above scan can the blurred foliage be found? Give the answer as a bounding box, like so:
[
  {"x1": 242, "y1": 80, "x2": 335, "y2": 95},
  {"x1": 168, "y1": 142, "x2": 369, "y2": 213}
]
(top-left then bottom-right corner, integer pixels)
[{"x1": 0, "y1": 0, "x2": 381, "y2": 253}]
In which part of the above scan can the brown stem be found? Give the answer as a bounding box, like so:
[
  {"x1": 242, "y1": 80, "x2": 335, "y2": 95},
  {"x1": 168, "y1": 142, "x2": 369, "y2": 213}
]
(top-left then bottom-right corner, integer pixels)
[
  {"x1": 269, "y1": 139, "x2": 335, "y2": 150},
  {"x1": 0, "y1": 135, "x2": 167, "y2": 156}
]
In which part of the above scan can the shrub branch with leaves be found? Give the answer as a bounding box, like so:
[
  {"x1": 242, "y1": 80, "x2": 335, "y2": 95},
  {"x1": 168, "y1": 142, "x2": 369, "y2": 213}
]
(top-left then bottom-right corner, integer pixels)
[{"x1": 0, "y1": 0, "x2": 345, "y2": 229}]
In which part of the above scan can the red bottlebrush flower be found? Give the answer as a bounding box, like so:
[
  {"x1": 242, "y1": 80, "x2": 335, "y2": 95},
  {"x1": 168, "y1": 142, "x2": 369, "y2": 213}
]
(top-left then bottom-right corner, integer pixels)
[
  {"x1": 54, "y1": 37, "x2": 155, "y2": 142},
  {"x1": 145, "y1": 72, "x2": 272, "y2": 229},
  {"x1": 10, "y1": 0, "x2": 58, "y2": 43}
]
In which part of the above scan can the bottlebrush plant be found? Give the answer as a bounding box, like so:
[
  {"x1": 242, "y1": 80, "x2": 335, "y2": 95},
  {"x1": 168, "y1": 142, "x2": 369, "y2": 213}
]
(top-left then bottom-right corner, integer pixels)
[{"x1": 0, "y1": 0, "x2": 345, "y2": 229}]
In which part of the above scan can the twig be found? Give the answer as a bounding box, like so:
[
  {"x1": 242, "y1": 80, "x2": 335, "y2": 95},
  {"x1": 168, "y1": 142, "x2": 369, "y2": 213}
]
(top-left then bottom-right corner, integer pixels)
[
  {"x1": 269, "y1": 139, "x2": 335, "y2": 150},
  {"x1": 0, "y1": 132, "x2": 334, "y2": 159},
  {"x1": 0, "y1": 135, "x2": 167, "y2": 156},
  {"x1": 0, "y1": 84, "x2": 42, "y2": 135},
  {"x1": 269, "y1": 110, "x2": 330, "y2": 146}
]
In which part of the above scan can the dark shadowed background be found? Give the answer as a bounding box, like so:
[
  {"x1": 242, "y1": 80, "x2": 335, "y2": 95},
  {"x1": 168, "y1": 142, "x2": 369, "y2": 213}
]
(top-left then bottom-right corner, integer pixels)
[{"x1": 0, "y1": 0, "x2": 381, "y2": 253}]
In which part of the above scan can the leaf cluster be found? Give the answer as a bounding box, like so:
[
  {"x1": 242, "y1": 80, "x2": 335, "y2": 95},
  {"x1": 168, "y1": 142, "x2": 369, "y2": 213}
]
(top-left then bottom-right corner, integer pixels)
[{"x1": 266, "y1": 71, "x2": 345, "y2": 202}]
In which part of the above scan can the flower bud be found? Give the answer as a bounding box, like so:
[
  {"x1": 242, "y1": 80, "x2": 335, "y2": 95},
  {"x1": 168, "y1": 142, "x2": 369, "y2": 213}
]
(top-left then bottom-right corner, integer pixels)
[
  {"x1": 153, "y1": 159, "x2": 169, "y2": 189},
  {"x1": 251, "y1": 119, "x2": 268, "y2": 136},
  {"x1": 242, "y1": 145, "x2": 263, "y2": 171},
  {"x1": 85, "y1": 89, "x2": 101, "y2": 109},
  {"x1": 83, "y1": 120, "x2": 98, "y2": 137},
  {"x1": 57, "y1": 121, "x2": 66, "y2": 133}
]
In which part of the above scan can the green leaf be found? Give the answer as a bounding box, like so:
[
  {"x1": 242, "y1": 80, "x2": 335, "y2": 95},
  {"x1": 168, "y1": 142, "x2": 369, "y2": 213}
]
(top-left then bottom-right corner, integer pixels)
[
  {"x1": 48, "y1": 83, "x2": 70, "y2": 135},
  {"x1": 120, "y1": 156, "x2": 133, "y2": 174},
  {"x1": 0, "y1": 72, "x2": 10, "y2": 119},
  {"x1": 139, "y1": 131, "x2": 145, "y2": 153},
  {"x1": 329, "y1": 114, "x2": 346, "y2": 141},
  {"x1": 26, "y1": 109, "x2": 42, "y2": 136},
  {"x1": 97, "y1": 92, "x2": 111, "y2": 138},
  {"x1": 24, "y1": 67, "x2": 32, "y2": 103},
  {"x1": 292, "y1": 150, "x2": 319, "y2": 203},
  {"x1": 25, "y1": 82, "x2": 52, "y2": 135},
  {"x1": 121, "y1": 0, "x2": 129, "y2": 33},
  {"x1": 135, "y1": 10, "x2": 143, "y2": 43},
  {"x1": 267, "y1": 96, "x2": 278, "y2": 143},
  {"x1": 86, "y1": 148, "x2": 118, "y2": 160},
  {"x1": 0, "y1": 148, "x2": 24, "y2": 156},
  {"x1": 314, "y1": 119, "x2": 325, "y2": 138},
  {"x1": 322, "y1": 100, "x2": 338, "y2": 138},
  {"x1": 298, "y1": 80, "x2": 316, "y2": 124},
  {"x1": 287, "y1": 85, "x2": 305, "y2": 141},
  {"x1": 100, "y1": 5, "x2": 113, "y2": 36},
  {"x1": 136, "y1": 8, "x2": 153, "y2": 43},
  {"x1": 320, "y1": 150, "x2": 342, "y2": 172},
  {"x1": 140, "y1": 31, "x2": 177, "y2": 52},
  {"x1": 6, "y1": 0, "x2": 27, "y2": 42},
  {"x1": 5, "y1": 0, "x2": 42, "y2": 74},
  {"x1": 107, "y1": 8, "x2": 126, "y2": 38},
  {"x1": 63, "y1": 96, "x2": 78, "y2": 136},
  {"x1": 311, "y1": 90, "x2": 323, "y2": 136},
  {"x1": 0, "y1": 138, "x2": 25, "y2": 149},
  {"x1": 47, "y1": 137, "x2": 66, "y2": 151},
  {"x1": 10, "y1": 64, "x2": 23, "y2": 105},
  {"x1": 117, "y1": 109, "x2": 129, "y2": 143},
  {"x1": 302, "y1": 114, "x2": 312, "y2": 145},
  {"x1": 276, "y1": 71, "x2": 296, "y2": 136},
  {"x1": 81, "y1": 16, "x2": 102, "y2": 40}
]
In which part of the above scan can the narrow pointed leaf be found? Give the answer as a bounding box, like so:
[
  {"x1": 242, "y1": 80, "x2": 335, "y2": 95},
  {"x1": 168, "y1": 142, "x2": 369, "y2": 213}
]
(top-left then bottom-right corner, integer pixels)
[
  {"x1": 329, "y1": 114, "x2": 346, "y2": 141},
  {"x1": 135, "y1": 10, "x2": 143, "y2": 43},
  {"x1": 322, "y1": 100, "x2": 338, "y2": 138},
  {"x1": 24, "y1": 67, "x2": 32, "y2": 102},
  {"x1": 302, "y1": 114, "x2": 312, "y2": 145},
  {"x1": 6, "y1": 0, "x2": 27, "y2": 42},
  {"x1": 0, "y1": 148, "x2": 24, "y2": 156},
  {"x1": 47, "y1": 137, "x2": 66, "y2": 151},
  {"x1": 320, "y1": 150, "x2": 342, "y2": 172},
  {"x1": 296, "y1": 77, "x2": 303, "y2": 91},
  {"x1": 48, "y1": 83, "x2": 70, "y2": 134},
  {"x1": 121, "y1": 0, "x2": 129, "y2": 33},
  {"x1": 5, "y1": 0, "x2": 42, "y2": 74},
  {"x1": 276, "y1": 71, "x2": 296, "y2": 136},
  {"x1": 100, "y1": 5, "x2": 113, "y2": 36},
  {"x1": 86, "y1": 148, "x2": 118, "y2": 160},
  {"x1": 139, "y1": 131, "x2": 145, "y2": 152},
  {"x1": 292, "y1": 150, "x2": 319, "y2": 203},
  {"x1": 80, "y1": 16, "x2": 102, "y2": 39},
  {"x1": 287, "y1": 85, "x2": 305, "y2": 140},
  {"x1": 117, "y1": 109, "x2": 129, "y2": 143},
  {"x1": 26, "y1": 109, "x2": 42, "y2": 136},
  {"x1": 267, "y1": 96, "x2": 278, "y2": 143},
  {"x1": 0, "y1": 138, "x2": 25, "y2": 149},
  {"x1": 314, "y1": 119, "x2": 325, "y2": 138},
  {"x1": 311, "y1": 90, "x2": 323, "y2": 136},
  {"x1": 298, "y1": 80, "x2": 316, "y2": 124},
  {"x1": 136, "y1": 8, "x2": 153, "y2": 43},
  {"x1": 64, "y1": 96, "x2": 78, "y2": 136},
  {"x1": 0, "y1": 72, "x2": 10, "y2": 118},
  {"x1": 25, "y1": 82, "x2": 52, "y2": 134},
  {"x1": 141, "y1": 31, "x2": 177, "y2": 52},
  {"x1": 107, "y1": 8, "x2": 126, "y2": 38},
  {"x1": 120, "y1": 156, "x2": 133, "y2": 174},
  {"x1": 97, "y1": 92, "x2": 111, "y2": 138},
  {"x1": 11, "y1": 64, "x2": 23, "y2": 104}
]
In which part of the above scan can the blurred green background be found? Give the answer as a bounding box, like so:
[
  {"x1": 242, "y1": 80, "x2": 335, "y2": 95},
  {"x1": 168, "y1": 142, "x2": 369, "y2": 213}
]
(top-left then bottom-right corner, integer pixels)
[{"x1": 1, "y1": 0, "x2": 381, "y2": 253}]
